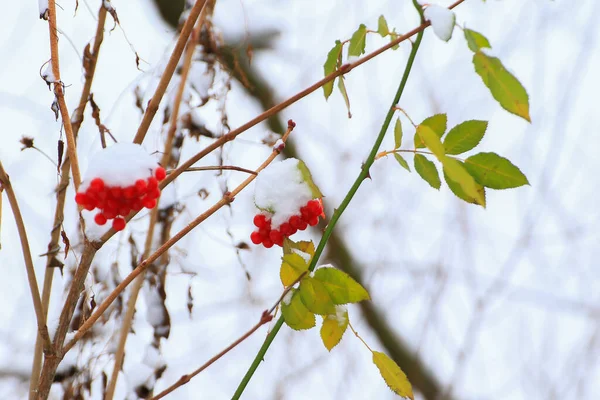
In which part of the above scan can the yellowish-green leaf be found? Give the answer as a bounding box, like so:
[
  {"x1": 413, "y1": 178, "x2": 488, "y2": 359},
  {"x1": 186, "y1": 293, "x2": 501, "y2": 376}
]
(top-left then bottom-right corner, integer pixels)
[
  {"x1": 464, "y1": 29, "x2": 491, "y2": 53},
  {"x1": 414, "y1": 114, "x2": 447, "y2": 148},
  {"x1": 443, "y1": 120, "x2": 488, "y2": 155},
  {"x1": 280, "y1": 253, "x2": 309, "y2": 287},
  {"x1": 442, "y1": 157, "x2": 485, "y2": 206},
  {"x1": 372, "y1": 351, "x2": 414, "y2": 399},
  {"x1": 323, "y1": 41, "x2": 342, "y2": 99},
  {"x1": 390, "y1": 31, "x2": 399, "y2": 50},
  {"x1": 338, "y1": 76, "x2": 352, "y2": 118},
  {"x1": 414, "y1": 154, "x2": 441, "y2": 190},
  {"x1": 299, "y1": 277, "x2": 336, "y2": 315},
  {"x1": 393, "y1": 118, "x2": 403, "y2": 149},
  {"x1": 320, "y1": 306, "x2": 348, "y2": 351},
  {"x1": 415, "y1": 125, "x2": 445, "y2": 159},
  {"x1": 281, "y1": 289, "x2": 316, "y2": 331},
  {"x1": 348, "y1": 24, "x2": 367, "y2": 58},
  {"x1": 464, "y1": 152, "x2": 529, "y2": 189},
  {"x1": 297, "y1": 160, "x2": 323, "y2": 198},
  {"x1": 313, "y1": 266, "x2": 370, "y2": 304},
  {"x1": 377, "y1": 15, "x2": 390, "y2": 37},
  {"x1": 473, "y1": 52, "x2": 531, "y2": 122},
  {"x1": 443, "y1": 162, "x2": 486, "y2": 207},
  {"x1": 394, "y1": 154, "x2": 410, "y2": 172}
]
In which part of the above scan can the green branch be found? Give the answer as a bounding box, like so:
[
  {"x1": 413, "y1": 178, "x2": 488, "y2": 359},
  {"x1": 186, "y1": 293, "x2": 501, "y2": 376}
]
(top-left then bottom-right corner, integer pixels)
[{"x1": 231, "y1": 3, "x2": 426, "y2": 398}]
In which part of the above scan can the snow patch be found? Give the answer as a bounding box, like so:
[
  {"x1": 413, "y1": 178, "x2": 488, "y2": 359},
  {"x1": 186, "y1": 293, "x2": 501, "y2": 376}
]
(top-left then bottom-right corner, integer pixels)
[
  {"x1": 143, "y1": 345, "x2": 166, "y2": 370},
  {"x1": 80, "y1": 143, "x2": 158, "y2": 191},
  {"x1": 189, "y1": 59, "x2": 214, "y2": 99},
  {"x1": 42, "y1": 61, "x2": 56, "y2": 83},
  {"x1": 334, "y1": 305, "x2": 347, "y2": 327},
  {"x1": 273, "y1": 139, "x2": 285, "y2": 151},
  {"x1": 254, "y1": 159, "x2": 313, "y2": 228},
  {"x1": 291, "y1": 248, "x2": 311, "y2": 263},
  {"x1": 424, "y1": 5, "x2": 456, "y2": 42},
  {"x1": 282, "y1": 290, "x2": 293, "y2": 305},
  {"x1": 38, "y1": 0, "x2": 48, "y2": 18},
  {"x1": 103, "y1": 0, "x2": 115, "y2": 11}
]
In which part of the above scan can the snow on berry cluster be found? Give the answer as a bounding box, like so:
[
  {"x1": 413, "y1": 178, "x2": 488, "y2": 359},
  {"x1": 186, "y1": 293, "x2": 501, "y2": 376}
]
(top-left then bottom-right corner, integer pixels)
[
  {"x1": 250, "y1": 158, "x2": 324, "y2": 248},
  {"x1": 75, "y1": 143, "x2": 166, "y2": 231}
]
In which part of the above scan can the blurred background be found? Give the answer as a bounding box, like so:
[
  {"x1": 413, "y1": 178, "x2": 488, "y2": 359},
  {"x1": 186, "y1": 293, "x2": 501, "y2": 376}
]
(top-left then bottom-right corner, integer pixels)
[{"x1": 0, "y1": 0, "x2": 599, "y2": 399}]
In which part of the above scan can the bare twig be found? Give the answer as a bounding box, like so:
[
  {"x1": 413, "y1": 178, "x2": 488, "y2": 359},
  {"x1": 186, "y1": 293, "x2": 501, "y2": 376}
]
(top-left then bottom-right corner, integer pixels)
[
  {"x1": 151, "y1": 311, "x2": 274, "y2": 400},
  {"x1": 63, "y1": 120, "x2": 296, "y2": 354},
  {"x1": 0, "y1": 163, "x2": 53, "y2": 355},
  {"x1": 133, "y1": 0, "x2": 209, "y2": 144},
  {"x1": 178, "y1": 165, "x2": 258, "y2": 175},
  {"x1": 47, "y1": 0, "x2": 81, "y2": 191},
  {"x1": 29, "y1": 6, "x2": 108, "y2": 396}
]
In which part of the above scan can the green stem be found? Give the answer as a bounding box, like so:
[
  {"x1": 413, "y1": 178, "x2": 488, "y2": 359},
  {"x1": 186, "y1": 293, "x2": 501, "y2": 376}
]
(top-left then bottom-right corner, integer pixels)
[{"x1": 232, "y1": 3, "x2": 426, "y2": 398}]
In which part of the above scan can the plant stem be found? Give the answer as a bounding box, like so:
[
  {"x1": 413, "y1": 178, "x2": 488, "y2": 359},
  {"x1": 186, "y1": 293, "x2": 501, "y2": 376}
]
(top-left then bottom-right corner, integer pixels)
[{"x1": 231, "y1": 2, "x2": 427, "y2": 397}]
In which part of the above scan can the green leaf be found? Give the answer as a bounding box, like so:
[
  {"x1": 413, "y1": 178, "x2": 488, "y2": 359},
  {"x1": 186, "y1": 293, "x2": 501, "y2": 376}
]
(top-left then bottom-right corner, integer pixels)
[
  {"x1": 414, "y1": 154, "x2": 441, "y2": 190},
  {"x1": 394, "y1": 154, "x2": 410, "y2": 172},
  {"x1": 377, "y1": 15, "x2": 390, "y2": 37},
  {"x1": 299, "y1": 277, "x2": 336, "y2": 315},
  {"x1": 442, "y1": 157, "x2": 485, "y2": 206},
  {"x1": 297, "y1": 160, "x2": 323, "y2": 198},
  {"x1": 320, "y1": 306, "x2": 348, "y2": 351},
  {"x1": 464, "y1": 29, "x2": 491, "y2": 52},
  {"x1": 473, "y1": 52, "x2": 531, "y2": 122},
  {"x1": 443, "y1": 163, "x2": 486, "y2": 207},
  {"x1": 443, "y1": 120, "x2": 488, "y2": 155},
  {"x1": 280, "y1": 253, "x2": 309, "y2": 287},
  {"x1": 414, "y1": 114, "x2": 447, "y2": 149},
  {"x1": 414, "y1": 125, "x2": 445, "y2": 159},
  {"x1": 389, "y1": 31, "x2": 400, "y2": 50},
  {"x1": 323, "y1": 41, "x2": 342, "y2": 99},
  {"x1": 313, "y1": 266, "x2": 370, "y2": 304},
  {"x1": 464, "y1": 152, "x2": 529, "y2": 189},
  {"x1": 348, "y1": 24, "x2": 368, "y2": 58},
  {"x1": 393, "y1": 118, "x2": 403, "y2": 149},
  {"x1": 281, "y1": 289, "x2": 316, "y2": 331},
  {"x1": 373, "y1": 351, "x2": 414, "y2": 399},
  {"x1": 282, "y1": 239, "x2": 315, "y2": 258},
  {"x1": 338, "y1": 76, "x2": 352, "y2": 118}
]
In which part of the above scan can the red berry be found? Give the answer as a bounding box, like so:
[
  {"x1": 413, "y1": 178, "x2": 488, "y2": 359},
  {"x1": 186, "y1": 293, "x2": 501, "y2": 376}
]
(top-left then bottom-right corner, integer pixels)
[
  {"x1": 274, "y1": 235, "x2": 284, "y2": 247},
  {"x1": 83, "y1": 202, "x2": 95, "y2": 211},
  {"x1": 107, "y1": 199, "x2": 119, "y2": 211},
  {"x1": 123, "y1": 186, "x2": 136, "y2": 199},
  {"x1": 308, "y1": 216, "x2": 319, "y2": 226},
  {"x1": 131, "y1": 199, "x2": 143, "y2": 211},
  {"x1": 280, "y1": 223, "x2": 292, "y2": 236},
  {"x1": 297, "y1": 219, "x2": 308, "y2": 231},
  {"x1": 269, "y1": 230, "x2": 283, "y2": 243},
  {"x1": 306, "y1": 199, "x2": 321, "y2": 216},
  {"x1": 262, "y1": 239, "x2": 274, "y2": 248},
  {"x1": 75, "y1": 192, "x2": 88, "y2": 205},
  {"x1": 90, "y1": 178, "x2": 105, "y2": 192},
  {"x1": 289, "y1": 216, "x2": 303, "y2": 229},
  {"x1": 112, "y1": 217, "x2": 126, "y2": 231},
  {"x1": 155, "y1": 166, "x2": 166, "y2": 181},
  {"x1": 109, "y1": 187, "x2": 123, "y2": 199},
  {"x1": 142, "y1": 198, "x2": 157, "y2": 209},
  {"x1": 300, "y1": 206, "x2": 311, "y2": 220},
  {"x1": 103, "y1": 208, "x2": 117, "y2": 220},
  {"x1": 253, "y1": 214, "x2": 268, "y2": 228},
  {"x1": 94, "y1": 213, "x2": 107, "y2": 226},
  {"x1": 147, "y1": 177, "x2": 159, "y2": 191},
  {"x1": 258, "y1": 228, "x2": 270, "y2": 239},
  {"x1": 250, "y1": 231, "x2": 262, "y2": 245},
  {"x1": 135, "y1": 179, "x2": 148, "y2": 194},
  {"x1": 118, "y1": 205, "x2": 131, "y2": 216},
  {"x1": 288, "y1": 227, "x2": 298, "y2": 236},
  {"x1": 147, "y1": 188, "x2": 161, "y2": 200}
]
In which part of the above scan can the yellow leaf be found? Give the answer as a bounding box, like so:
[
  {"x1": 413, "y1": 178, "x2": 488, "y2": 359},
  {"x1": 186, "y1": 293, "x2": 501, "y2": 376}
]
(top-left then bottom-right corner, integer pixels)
[
  {"x1": 415, "y1": 125, "x2": 445, "y2": 159},
  {"x1": 280, "y1": 253, "x2": 309, "y2": 287},
  {"x1": 320, "y1": 306, "x2": 348, "y2": 351},
  {"x1": 299, "y1": 277, "x2": 336, "y2": 315},
  {"x1": 372, "y1": 352, "x2": 414, "y2": 399},
  {"x1": 441, "y1": 157, "x2": 485, "y2": 206}
]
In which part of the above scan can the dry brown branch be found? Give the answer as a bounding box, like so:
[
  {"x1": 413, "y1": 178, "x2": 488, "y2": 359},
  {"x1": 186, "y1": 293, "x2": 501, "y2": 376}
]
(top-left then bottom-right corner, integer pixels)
[
  {"x1": 29, "y1": 6, "x2": 109, "y2": 396},
  {"x1": 46, "y1": 0, "x2": 81, "y2": 191},
  {"x1": 0, "y1": 162, "x2": 53, "y2": 356},
  {"x1": 133, "y1": 0, "x2": 209, "y2": 145},
  {"x1": 63, "y1": 120, "x2": 296, "y2": 354}
]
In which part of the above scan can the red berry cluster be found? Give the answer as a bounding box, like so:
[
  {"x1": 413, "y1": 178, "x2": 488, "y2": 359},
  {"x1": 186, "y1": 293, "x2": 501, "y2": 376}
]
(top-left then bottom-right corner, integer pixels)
[
  {"x1": 250, "y1": 199, "x2": 324, "y2": 248},
  {"x1": 75, "y1": 167, "x2": 167, "y2": 231}
]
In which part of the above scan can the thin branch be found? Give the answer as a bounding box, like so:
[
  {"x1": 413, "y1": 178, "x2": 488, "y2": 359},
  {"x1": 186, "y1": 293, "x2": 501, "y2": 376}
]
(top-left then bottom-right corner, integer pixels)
[
  {"x1": 177, "y1": 165, "x2": 258, "y2": 175},
  {"x1": 62, "y1": 120, "x2": 296, "y2": 355},
  {"x1": 47, "y1": 0, "x2": 81, "y2": 191},
  {"x1": 133, "y1": 0, "x2": 209, "y2": 144},
  {"x1": 151, "y1": 311, "x2": 274, "y2": 400},
  {"x1": 29, "y1": 6, "x2": 108, "y2": 396},
  {"x1": 0, "y1": 162, "x2": 53, "y2": 355},
  {"x1": 231, "y1": 0, "x2": 436, "y2": 396}
]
